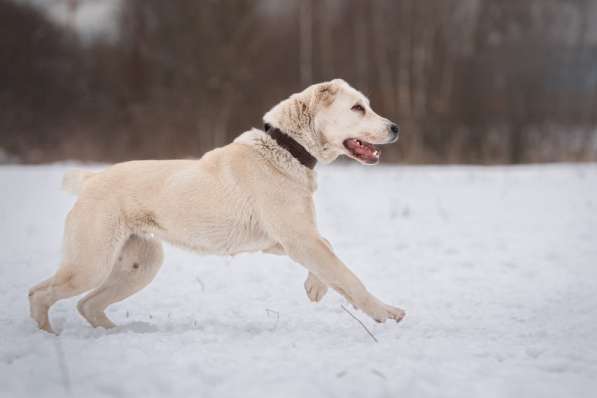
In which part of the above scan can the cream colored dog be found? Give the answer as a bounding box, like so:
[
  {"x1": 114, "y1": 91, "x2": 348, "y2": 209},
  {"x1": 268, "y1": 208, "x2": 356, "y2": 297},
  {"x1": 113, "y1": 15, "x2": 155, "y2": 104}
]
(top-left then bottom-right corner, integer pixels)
[{"x1": 29, "y1": 79, "x2": 404, "y2": 334}]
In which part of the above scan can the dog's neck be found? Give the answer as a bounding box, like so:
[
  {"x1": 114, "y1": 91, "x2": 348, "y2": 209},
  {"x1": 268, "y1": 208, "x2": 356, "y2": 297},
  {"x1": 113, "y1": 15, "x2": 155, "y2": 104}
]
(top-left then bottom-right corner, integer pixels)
[
  {"x1": 233, "y1": 128, "x2": 318, "y2": 192},
  {"x1": 264, "y1": 123, "x2": 317, "y2": 170}
]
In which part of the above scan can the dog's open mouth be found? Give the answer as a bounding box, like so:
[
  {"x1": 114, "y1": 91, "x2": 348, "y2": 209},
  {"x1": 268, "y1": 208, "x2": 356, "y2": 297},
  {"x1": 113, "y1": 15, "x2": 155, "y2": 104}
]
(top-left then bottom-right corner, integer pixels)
[{"x1": 343, "y1": 138, "x2": 380, "y2": 164}]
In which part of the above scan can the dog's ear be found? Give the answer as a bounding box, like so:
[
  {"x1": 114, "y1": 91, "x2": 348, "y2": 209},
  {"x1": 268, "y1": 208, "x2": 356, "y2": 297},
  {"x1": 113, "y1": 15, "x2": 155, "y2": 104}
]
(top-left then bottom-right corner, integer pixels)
[{"x1": 314, "y1": 82, "x2": 340, "y2": 107}]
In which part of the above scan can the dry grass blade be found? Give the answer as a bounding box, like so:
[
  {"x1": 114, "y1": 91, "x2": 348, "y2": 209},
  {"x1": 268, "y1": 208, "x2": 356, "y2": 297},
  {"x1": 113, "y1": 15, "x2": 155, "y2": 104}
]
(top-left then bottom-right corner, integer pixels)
[{"x1": 341, "y1": 305, "x2": 378, "y2": 343}]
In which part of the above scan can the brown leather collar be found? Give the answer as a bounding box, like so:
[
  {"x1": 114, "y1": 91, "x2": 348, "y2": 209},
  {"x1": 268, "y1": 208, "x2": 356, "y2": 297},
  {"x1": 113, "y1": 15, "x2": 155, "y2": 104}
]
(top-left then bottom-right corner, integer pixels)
[{"x1": 264, "y1": 123, "x2": 317, "y2": 169}]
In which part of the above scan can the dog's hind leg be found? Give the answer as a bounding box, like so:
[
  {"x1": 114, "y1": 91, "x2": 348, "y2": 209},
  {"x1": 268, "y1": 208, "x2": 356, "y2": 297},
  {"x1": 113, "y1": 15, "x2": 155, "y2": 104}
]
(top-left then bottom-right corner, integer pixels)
[
  {"x1": 28, "y1": 277, "x2": 55, "y2": 332},
  {"x1": 29, "y1": 202, "x2": 128, "y2": 334},
  {"x1": 77, "y1": 235, "x2": 163, "y2": 329}
]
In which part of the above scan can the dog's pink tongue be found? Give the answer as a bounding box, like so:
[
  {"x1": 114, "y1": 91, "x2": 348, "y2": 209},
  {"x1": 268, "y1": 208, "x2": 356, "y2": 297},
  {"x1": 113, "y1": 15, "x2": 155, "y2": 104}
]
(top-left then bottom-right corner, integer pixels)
[
  {"x1": 344, "y1": 138, "x2": 380, "y2": 163},
  {"x1": 353, "y1": 144, "x2": 376, "y2": 159},
  {"x1": 352, "y1": 141, "x2": 380, "y2": 162}
]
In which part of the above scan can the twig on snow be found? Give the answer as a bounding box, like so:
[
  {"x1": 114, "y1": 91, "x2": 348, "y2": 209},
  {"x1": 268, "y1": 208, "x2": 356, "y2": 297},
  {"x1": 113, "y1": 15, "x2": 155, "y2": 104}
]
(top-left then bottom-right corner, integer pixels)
[
  {"x1": 371, "y1": 369, "x2": 386, "y2": 379},
  {"x1": 341, "y1": 305, "x2": 378, "y2": 343}
]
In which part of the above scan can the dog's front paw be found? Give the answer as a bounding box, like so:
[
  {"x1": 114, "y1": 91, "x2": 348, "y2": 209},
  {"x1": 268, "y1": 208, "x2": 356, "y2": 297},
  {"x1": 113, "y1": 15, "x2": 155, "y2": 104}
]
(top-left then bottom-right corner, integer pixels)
[
  {"x1": 304, "y1": 273, "x2": 328, "y2": 302},
  {"x1": 362, "y1": 298, "x2": 406, "y2": 323},
  {"x1": 381, "y1": 304, "x2": 406, "y2": 323}
]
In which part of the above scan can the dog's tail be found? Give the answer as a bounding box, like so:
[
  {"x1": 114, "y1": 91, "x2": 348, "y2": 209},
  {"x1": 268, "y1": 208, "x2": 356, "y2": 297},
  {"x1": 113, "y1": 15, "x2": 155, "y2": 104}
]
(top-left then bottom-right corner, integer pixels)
[{"x1": 62, "y1": 169, "x2": 96, "y2": 195}]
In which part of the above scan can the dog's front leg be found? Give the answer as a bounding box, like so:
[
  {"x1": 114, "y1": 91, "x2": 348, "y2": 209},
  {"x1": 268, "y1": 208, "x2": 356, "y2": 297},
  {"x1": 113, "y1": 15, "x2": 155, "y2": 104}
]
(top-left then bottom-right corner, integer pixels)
[
  {"x1": 263, "y1": 243, "x2": 328, "y2": 302},
  {"x1": 302, "y1": 238, "x2": 333, "y2": 302},
  {"x1": 304, "y1": 272, "x2": 328, "y2": 302},
  {"x1": 282, "y1": 236, "x2": 404, "y2": 323},
  {"x1": 256, "y1": 190, "x2": 403, "y2": 323}
]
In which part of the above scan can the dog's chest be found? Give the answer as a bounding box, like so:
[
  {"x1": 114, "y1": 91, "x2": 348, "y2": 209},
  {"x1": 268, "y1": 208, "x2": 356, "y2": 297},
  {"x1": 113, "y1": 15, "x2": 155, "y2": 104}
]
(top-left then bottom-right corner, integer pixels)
[
  {"x1": 208, "y1": 206, "x2": 271, "y2": 255},
  {"x1": 159, "y1": 198, "x2": 273, "y2": 256}
]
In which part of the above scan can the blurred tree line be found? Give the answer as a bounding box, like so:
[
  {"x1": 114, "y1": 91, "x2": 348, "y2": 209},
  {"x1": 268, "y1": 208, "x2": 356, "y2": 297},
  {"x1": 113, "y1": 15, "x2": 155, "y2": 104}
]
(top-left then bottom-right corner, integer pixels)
[{"x1": 1, "y1": 0, "x2": 596, "y2": 164}]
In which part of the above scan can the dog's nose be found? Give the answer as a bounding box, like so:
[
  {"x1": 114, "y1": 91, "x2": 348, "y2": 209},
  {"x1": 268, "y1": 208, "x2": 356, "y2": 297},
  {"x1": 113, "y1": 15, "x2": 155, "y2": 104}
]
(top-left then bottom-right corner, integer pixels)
[{"x1": 388, "y1": 123, "x2": 400, "y2": 143}]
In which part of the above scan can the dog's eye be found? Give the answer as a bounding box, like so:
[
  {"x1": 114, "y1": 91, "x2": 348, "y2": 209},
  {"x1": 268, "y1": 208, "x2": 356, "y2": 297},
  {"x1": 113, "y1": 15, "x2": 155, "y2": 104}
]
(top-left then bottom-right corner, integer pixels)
[{"x1": 351, "y1": 104, "x2": 365, "y2": 114}]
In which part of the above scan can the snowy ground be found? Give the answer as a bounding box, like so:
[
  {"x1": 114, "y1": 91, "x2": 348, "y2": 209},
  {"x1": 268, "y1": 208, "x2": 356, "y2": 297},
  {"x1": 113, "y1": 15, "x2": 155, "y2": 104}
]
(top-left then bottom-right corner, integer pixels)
[{"x1": 1, "y1": 163, "x2": 596, "y2": 398}]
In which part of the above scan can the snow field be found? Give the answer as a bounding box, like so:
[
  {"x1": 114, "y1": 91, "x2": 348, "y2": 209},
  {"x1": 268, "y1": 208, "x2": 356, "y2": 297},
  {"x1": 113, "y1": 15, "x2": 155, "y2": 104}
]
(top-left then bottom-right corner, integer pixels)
[{"x1": 0, "y1": 163, "x2": 596, "y2": 398}]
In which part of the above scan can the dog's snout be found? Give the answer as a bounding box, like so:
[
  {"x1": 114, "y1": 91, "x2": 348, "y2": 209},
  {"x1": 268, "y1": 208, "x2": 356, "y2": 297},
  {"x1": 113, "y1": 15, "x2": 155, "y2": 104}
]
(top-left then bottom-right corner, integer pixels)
[{"x1": 388, "y1": 123, "x2": 400, "y2": 143}]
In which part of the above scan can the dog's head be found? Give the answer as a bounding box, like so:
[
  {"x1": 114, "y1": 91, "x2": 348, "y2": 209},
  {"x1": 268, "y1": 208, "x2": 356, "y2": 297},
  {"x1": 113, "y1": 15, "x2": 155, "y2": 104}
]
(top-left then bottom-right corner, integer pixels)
[{"x1": 263, "y1": 79, "x2": 399, "y2": 165}]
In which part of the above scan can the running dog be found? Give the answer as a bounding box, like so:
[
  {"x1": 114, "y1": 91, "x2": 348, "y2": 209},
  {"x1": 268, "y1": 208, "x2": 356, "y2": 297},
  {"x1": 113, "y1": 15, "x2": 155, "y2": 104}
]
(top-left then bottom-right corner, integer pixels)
[{"x1": 29, "y1": 79, "x2": 404, "y2": 333}]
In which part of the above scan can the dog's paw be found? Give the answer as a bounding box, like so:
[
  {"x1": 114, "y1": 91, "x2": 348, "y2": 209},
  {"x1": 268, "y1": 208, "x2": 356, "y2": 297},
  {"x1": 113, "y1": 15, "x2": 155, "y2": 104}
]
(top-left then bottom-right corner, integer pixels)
[
  {"x1": 77, "y1": 300, "x2": 116, "y2": 329},
  {"x1": 362, "y1": 298, "x2": 406, "y2": 324},
  {"x1": 29, "y1": 293, "x2": 56, "y2": 334},
  {"x1": 304, "y1": 273, "x2": 328, "y2": 302},
  {"x1": 381, "y1": 304, "x2": 406, "y2": 323}
]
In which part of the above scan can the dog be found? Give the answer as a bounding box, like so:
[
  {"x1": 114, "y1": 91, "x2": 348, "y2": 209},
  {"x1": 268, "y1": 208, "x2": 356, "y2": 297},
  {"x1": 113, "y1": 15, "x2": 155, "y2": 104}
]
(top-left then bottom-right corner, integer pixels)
[{"x1": 29, "y1": 79, "x2": 405, "y2": 333}]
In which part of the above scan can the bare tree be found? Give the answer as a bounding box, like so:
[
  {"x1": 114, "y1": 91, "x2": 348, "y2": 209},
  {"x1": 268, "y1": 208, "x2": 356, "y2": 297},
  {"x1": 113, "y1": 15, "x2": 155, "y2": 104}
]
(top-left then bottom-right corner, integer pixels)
[{"x1": 2, "y1": 0, "x2": 596, "y2": 164}]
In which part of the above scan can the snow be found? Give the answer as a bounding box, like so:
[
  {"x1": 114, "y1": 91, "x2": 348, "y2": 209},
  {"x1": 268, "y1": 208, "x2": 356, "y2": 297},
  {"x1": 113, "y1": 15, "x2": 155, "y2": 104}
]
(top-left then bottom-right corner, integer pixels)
[{"x1": 1, "y1": 163, "x2": 596, "y2": 398}]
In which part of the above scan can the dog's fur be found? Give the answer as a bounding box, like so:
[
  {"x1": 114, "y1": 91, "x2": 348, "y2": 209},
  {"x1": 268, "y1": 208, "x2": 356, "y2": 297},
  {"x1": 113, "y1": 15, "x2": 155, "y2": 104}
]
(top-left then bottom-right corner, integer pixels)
[{"x1": 29, "y1": 79, "x2": 405, "y2": 333}]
